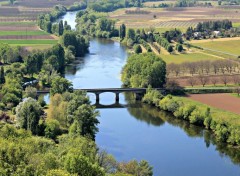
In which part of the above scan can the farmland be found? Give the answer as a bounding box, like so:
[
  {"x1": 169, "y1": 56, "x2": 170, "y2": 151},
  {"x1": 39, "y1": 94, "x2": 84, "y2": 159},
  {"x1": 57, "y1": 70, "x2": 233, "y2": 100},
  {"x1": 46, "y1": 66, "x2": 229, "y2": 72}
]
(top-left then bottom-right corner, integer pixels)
[
  {"x1": 187, "y1": 93, "x2": 240, "y2": 115},
  {"x1": 0, "y1": 0, "x2": 80, "y2": 48},
  {"x1": 110, "y1": 7, "x2": 240, "y2": 29},
  {"x1": 160, "y1": 51, "x2": 220, "y2": 64},
  {"x1": 0, "y1": 39, "x2": 58, "y2": 45},
  {"x1": 191, "y1": 39, "x2": 240, "y2": 56}
]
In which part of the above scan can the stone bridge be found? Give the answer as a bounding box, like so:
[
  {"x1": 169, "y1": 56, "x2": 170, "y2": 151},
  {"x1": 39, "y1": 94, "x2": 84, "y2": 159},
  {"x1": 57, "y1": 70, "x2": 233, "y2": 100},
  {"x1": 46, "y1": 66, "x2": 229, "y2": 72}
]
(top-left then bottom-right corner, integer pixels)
[{"x1": 37, "y1": 88, "x2": 165, "y2": 103}]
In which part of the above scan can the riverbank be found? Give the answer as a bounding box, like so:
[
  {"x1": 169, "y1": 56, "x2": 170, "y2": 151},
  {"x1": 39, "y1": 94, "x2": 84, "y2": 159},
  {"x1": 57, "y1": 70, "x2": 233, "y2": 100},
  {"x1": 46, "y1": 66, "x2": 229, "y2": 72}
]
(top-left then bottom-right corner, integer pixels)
[{"x1": 142, "y1": 89, "x2": 240, "y2": 146}]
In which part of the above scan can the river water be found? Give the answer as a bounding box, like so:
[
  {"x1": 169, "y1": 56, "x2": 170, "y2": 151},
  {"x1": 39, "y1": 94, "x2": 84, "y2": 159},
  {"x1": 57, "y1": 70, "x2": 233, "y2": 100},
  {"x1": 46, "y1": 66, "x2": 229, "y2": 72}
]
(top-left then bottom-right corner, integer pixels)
[{"x1": 59, "y1": 12, "x2": 240, "y2": 176}]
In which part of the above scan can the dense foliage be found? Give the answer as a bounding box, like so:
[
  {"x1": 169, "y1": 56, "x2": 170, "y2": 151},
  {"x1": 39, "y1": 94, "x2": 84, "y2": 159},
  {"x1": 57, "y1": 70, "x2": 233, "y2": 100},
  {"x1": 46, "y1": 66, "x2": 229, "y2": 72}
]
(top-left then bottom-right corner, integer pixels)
[
  {"x1": 142, "y1": 90, "x2": 240, "y2": 146},
  {"x1": 88, "y1": 0, "x2": 147, "y2": 12},
  {"x1": 122, "y1": 53, "x2": 166, "y2": 88},
  {"x1": 76, "y1": 10, "x2": 118, "y2": 38},
  {"x1": 196, "y1": 20, "x2": 233, "y2": 32},
  {"x1": 38, "y1": 3, "x2": 86, "y2": 34}
]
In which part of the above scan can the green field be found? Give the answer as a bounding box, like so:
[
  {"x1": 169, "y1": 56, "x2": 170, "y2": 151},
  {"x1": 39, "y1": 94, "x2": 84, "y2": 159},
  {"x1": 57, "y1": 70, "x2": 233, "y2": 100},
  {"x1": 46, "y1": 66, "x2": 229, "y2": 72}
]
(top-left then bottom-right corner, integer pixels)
[
  {"x1": 233, "y1": 22, "x2": 240, "y2": 28},
  {"x1": 0, "y1": 21, "x2": 36, "y2": 26},
  {"x1": 0, "y1": 39, "x2": 58, "y2": 45},
  {"x1": 0, "y1": 1, "x2": 9, "y2": 5},
  {"x1": 160, "y1": 52, "x2": 220, "y2": 64},
  {"x1": 192, "y1": 40, "x2": 240, "y2": 56},
  {"x1": 0, "y1": 31, "x2": 49, "y2": 36}
]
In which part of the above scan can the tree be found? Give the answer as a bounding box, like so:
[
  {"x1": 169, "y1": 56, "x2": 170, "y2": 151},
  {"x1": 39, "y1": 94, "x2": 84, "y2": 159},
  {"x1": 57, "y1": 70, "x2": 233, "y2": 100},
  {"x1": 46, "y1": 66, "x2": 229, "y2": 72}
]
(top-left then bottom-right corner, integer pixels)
[
  {"x1": 64, "y1": 152, "x2": 104, "y2": 176},
  {"x1": 16, "y1": 98, "x2": 43, "y2": 134},
  {"x1": 188, "y1": 77, "x2": 196, "y2": 87},
  {"x1": 127, "y1": 28, "x2": 135, "y2": 41},
  {"x1": 24, "y1": 86, "x2": 37, "y2": 99},
  {"x1": 167, "y1": 45, "x2": 173, "y2": 53},
  {"x1": 117, "y1": 160, "x2": 153, "y2": 176},
  {"x1": 211, "y1": 77, "x2": 218, "y2": 86},
  {"x1": 45, "y1": 119, "x2": 61, "y2": 140},
  {"x1": 221, "y1": 75, "x2": 229, "y2": 86},
  {"x1": 233, "y1": 75, "x2": 240, "y2": 85},
  {"x1": 58, "y1": 20, "x2": 64, "y2": 36},
  {"x1": 0, "y1": 66, "x2": 5, "y2": 84},
  {"x1": 235, "y1": 87, "x2": 240, "y2": 96},
  {"x1": 70, "y1": 104, "x2": 99, "y2": 139},
  {"x1": 119, "y1": 24, "x2": 126, "y2": 40},
  {"x1": 122, "y1": 53, "x2": 166, "y2": 88},
  {"x1": 25, "y1": 55, "x2": 40, "y2": 77},
  {"x1": 50, "y1": 76, "x2": 73, "y2": 95},
  {"x1": 177, "y1": 44, "x2": 183, "y2": 52},
  {"x1": 134, "y1": 44, "x2": 142, "y2": 54},
  {"x1": 198, "y1": 75, "x2": 209, "y2": 87}
]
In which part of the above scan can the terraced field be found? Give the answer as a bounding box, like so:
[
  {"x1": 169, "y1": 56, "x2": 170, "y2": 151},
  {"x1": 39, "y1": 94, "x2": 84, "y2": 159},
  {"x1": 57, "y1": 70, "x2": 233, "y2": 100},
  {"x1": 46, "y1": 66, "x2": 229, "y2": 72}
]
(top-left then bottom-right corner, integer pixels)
[
  {"x1": 0, "y1": 0, "x2": 83, "y2": 49},
  {"x1": 110, "y1": 7, "x2": 240, "y2": 29}
]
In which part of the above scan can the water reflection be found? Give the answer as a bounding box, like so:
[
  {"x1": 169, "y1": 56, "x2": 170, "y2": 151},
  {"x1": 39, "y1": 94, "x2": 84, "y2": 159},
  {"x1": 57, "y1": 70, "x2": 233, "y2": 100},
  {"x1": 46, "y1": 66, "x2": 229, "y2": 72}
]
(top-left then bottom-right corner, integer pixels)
[{"x1": 123, "y1": 93, "x2": 240, "y2": 168}]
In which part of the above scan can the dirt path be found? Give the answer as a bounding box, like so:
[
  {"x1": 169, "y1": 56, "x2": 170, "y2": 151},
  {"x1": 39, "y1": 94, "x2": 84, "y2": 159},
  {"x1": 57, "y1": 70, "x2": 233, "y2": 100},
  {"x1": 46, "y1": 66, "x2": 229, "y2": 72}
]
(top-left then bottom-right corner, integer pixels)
[
  {"x1": 187, "y1": 93, "x2": 240, "y2": 114},
  {"x1": 190, "y1": 37, "x2": 240, "y2": 44}
]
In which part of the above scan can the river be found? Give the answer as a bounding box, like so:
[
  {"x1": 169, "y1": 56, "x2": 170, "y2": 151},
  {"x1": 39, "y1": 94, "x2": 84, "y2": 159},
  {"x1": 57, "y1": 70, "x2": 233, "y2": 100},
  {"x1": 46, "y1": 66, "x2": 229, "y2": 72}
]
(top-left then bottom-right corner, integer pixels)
[{"x1": 58, "y1": 12, "x2": 240, "y2": 176}]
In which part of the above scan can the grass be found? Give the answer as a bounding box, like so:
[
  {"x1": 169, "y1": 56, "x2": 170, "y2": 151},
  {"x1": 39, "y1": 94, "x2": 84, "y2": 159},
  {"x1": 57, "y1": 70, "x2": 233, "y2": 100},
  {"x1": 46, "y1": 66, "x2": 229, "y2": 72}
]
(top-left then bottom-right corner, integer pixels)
[
  {"x1": 160, "y1": 52, "x2": 220, "y2": 64},
  {"x1": 231, "y1": 93, "x2": 240, "y2": 98},
  {"x1": 0, "y1": 1, "x2": 9, "y2": 5},
  {"x1": 233, "y1": 22, "x2": 240, "y2": 28},
  {"x1": 0, "y1": 39, "x2": 58, "y2": 45},
  {"x1": 174, "y1": 96, "x2": 240, "y2": 126},
  {"x1": 0, "y1": 21, "x2": 36, "y2": 26},
  {"x1": 192, "y1": 39, "x2": 240, "y2": 56},
  {"x1": 0, "y1": 31, "x2": 49, "y2": 36}
]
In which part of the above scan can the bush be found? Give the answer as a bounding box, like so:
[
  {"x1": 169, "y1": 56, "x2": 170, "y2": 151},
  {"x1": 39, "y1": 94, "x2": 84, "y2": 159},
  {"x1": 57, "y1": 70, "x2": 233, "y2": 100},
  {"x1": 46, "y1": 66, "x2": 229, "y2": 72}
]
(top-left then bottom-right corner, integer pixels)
[
  {"x1": 142, "y1": 88, "x2": 163, "y2": 106},
  {"x1": 45, "y1": 119, "x2": 61, "y2": 140},
  {"x1": 134, "y1": 44, "x2": 142, "y2": 54}
]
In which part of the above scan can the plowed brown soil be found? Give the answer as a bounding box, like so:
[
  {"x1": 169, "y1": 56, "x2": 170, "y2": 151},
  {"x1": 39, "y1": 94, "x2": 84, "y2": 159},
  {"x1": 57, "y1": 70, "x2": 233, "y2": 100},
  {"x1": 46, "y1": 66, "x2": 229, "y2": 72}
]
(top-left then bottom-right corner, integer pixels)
[{"x1": 187, "y1": 93, "x2": 240, "y2": 114}]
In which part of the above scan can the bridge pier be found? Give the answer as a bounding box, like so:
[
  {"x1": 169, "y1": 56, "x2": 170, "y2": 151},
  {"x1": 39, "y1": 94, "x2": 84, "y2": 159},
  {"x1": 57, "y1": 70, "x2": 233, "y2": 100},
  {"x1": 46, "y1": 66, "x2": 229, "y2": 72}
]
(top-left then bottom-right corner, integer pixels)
[
  {"x1": 135, "y1": 93, "x2": 143, "y2": 101},
  {"x1": 115, "y1": 93, "x2": 120, "y2": 102},
  {"x1": 95, "y1": 93, "x2": 100, "y2": 103}
]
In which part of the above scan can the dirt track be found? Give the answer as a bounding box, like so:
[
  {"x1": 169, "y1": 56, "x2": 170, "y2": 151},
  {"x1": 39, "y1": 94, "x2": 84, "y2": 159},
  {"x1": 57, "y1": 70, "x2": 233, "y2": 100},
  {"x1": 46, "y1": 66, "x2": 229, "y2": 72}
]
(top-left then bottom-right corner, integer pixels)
[{"x1": 187, "y1": 93, "x2": 240, "y2": 114}]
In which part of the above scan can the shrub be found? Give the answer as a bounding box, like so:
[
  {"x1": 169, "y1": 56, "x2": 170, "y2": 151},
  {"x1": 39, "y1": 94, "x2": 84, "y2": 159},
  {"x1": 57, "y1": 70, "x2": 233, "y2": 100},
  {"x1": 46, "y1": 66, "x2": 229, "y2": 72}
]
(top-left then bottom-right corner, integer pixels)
[{"x1": 134, "y1": 44, "x2": 142, "y2": 54}]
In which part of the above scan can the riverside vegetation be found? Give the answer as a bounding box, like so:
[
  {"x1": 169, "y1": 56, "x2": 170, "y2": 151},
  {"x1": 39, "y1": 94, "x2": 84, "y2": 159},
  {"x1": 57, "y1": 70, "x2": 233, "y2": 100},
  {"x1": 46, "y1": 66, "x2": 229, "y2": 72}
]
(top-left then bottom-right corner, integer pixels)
[
  {"x1": 0, "y1": 2, "x2": 156, "y2": 176},
  {"x1": 121, "y1": 52, "x2": 240, "y2": 146},
  {"x1": 1, "y1": 0, "x2": 240, "y2": 175}
]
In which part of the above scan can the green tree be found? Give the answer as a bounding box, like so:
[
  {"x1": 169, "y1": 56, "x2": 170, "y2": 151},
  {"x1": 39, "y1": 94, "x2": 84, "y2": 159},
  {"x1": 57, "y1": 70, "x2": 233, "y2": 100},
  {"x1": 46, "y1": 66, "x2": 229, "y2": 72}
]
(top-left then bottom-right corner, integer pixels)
[
  {"x1": 119, "y1": 24, "x2": 126, "y2": 40},
  {"x1": 71, "y1": 104, "x2": 99, "y2": 139},
  {"x1": 50, "y1": 76, "x2": 73, "y2": 95},
  {"x1": 24, "y1": 86, "x2": 37, "y2": 99},
  {"x1": 59, "y1": 20, "x2": 64, "y2": 36},
  {"x1": 64, "y1": 152, "x2": 104, "y2": 176},
  {"x1": 0, "y1": 66, "x2": 5, "y2": 84},
  {"x1": 122, "y1": 53, "x2": 166, "y2": 88},
  {"x1": 45, "y1": 119, "x2": 61, "y2": 140},
  {"x1": 176, "y1": 44, "x2": 183, "y2": 52},
  {"x1": 134, "y1": 44, "x2": 142, "y2": 54},
  {"x1": 127, "y1": 28, "x2": 136, "y2": 41},
  {"x1": 16, "y1": 98, "x2": 43, "y2": 134},
  {"x1": 167, "y1": 45, "x2": 173, "y2": 53}
]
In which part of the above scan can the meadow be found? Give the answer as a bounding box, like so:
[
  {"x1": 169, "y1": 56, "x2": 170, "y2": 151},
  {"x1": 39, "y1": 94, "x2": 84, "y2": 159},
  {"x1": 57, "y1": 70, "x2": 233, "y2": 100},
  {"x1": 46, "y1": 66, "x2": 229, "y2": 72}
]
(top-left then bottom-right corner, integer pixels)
[
  {"x1": 0, "y1": 31, "x2": 49, "y2": 36},
  {"x1": 160, "y1": 51, "x2": 220, "y2": 64},
  {"x1": 192, "y1": 39, "x2": 240, "y2": 56},
  {"x1": 0, "y1": 39, "x2": 58, "y2": 45}
]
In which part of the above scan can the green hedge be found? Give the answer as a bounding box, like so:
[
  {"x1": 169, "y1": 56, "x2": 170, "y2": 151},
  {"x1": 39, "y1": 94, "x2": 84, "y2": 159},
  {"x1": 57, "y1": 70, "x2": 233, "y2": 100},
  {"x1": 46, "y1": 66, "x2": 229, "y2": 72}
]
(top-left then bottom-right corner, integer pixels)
[{"x1": 142, "y1": 90, "x2": 240, "y2": 146}]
